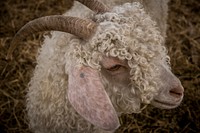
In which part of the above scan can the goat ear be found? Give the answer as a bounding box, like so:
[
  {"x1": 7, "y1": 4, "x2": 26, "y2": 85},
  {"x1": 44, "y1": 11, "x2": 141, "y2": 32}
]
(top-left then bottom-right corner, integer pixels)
[{"x1": 68, "y1": 65, "x2": 120, "y2": 131}]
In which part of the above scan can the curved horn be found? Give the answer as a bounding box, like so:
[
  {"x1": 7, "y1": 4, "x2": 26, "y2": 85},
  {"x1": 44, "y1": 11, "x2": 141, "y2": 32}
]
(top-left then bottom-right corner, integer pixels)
[
  {"x1": 77, "y1": 0, "x2": 109, "y2": 13},
  {"x1": 7, "y1": 15, "x2": 97, "y2": 59}
]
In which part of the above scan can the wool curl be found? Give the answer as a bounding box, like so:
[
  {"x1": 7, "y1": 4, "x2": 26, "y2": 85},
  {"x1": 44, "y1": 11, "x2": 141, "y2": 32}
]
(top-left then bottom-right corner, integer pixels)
[{"x1": 70, "y1": 2, "x2": 170, "y2": 113}]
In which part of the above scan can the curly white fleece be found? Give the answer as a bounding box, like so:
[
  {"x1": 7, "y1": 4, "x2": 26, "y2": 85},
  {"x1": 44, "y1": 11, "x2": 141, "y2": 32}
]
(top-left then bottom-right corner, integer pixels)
[
  {"x1": 27, "y1": 2, "x2": 170, "y2": 133},
  {"x1": 70, "y1": 2, "x2": 170, "y2": 113}
]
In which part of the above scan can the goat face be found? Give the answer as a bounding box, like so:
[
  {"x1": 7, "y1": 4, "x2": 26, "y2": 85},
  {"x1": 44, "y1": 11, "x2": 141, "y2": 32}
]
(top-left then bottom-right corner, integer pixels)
[
  {"x1": 69, "y1": 51, "x2": 184, "y2": 127},
  {"x1": 66, "y1": 4, "x2": 185, "y2": 129},
  {"x1": 100, "y1": 56, "x2": 184, "y2": 110}
]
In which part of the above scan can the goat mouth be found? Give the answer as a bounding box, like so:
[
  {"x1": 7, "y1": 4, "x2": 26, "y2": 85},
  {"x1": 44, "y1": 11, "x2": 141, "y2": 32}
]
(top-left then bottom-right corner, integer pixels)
[{"x1": 152, "y1": 99, "x2": 180, "y2": 109}]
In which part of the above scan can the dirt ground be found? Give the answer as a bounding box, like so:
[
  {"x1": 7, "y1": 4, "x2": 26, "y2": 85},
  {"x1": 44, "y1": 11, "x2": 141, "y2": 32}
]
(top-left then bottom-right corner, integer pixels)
[{"x1": 0, "y1": 0, "x2": 199, "y2": 133}]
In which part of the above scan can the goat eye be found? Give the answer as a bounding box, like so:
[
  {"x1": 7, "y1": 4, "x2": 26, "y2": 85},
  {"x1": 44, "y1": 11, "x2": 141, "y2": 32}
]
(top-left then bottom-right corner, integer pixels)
[{"x1": 106, "y1": 65, "x2": 122, "y2": 71}]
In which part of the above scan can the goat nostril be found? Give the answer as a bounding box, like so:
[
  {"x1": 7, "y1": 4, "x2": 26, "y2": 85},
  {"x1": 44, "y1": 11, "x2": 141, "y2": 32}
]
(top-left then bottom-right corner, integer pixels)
[{"x1": 169, "y1": 86, "x2": 184, "y2": 99}]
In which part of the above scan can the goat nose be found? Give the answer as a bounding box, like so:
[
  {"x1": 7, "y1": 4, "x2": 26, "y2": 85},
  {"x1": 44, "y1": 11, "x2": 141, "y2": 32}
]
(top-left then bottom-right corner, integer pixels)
[{"x1": 169, "y1": 84, "x2": 184, "y2": 99}]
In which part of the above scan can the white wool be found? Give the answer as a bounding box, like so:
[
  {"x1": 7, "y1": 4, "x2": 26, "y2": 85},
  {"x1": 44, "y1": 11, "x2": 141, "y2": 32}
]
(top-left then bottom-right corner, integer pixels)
[
  {"x1": 27, "y1": 2, "x2": 170, "y2": 133},
  {"x1": 70, "y1": 3, "x2": 170, "y2": 110}
]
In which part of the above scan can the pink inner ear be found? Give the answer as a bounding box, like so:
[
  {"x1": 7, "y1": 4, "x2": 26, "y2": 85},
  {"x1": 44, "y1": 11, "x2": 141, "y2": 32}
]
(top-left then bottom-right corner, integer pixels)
[{"x1": 68, "y1": 65, "x2": 120, "y2": 131}]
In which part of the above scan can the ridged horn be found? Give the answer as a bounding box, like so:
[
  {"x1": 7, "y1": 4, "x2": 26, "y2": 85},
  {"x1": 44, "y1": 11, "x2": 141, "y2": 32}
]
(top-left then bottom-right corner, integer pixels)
[
  {"x1": 77, "y1": 0, "x2": 109, "y2": 13},
  {"x1": 7, "y1": 15, "x2": 98, "y2": 59}
]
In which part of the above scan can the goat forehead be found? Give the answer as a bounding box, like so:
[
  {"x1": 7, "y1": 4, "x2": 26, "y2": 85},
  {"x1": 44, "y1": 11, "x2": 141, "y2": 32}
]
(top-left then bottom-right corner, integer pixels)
[{"x1": 88, "y1": 5, "x2": 165, "y2": 59}]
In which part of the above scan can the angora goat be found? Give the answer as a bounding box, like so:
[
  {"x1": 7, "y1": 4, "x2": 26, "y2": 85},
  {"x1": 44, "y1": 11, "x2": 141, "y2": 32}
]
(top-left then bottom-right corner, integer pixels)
[{"x1": 7, "y1": 0, "x2": 184, "y2": 132}]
